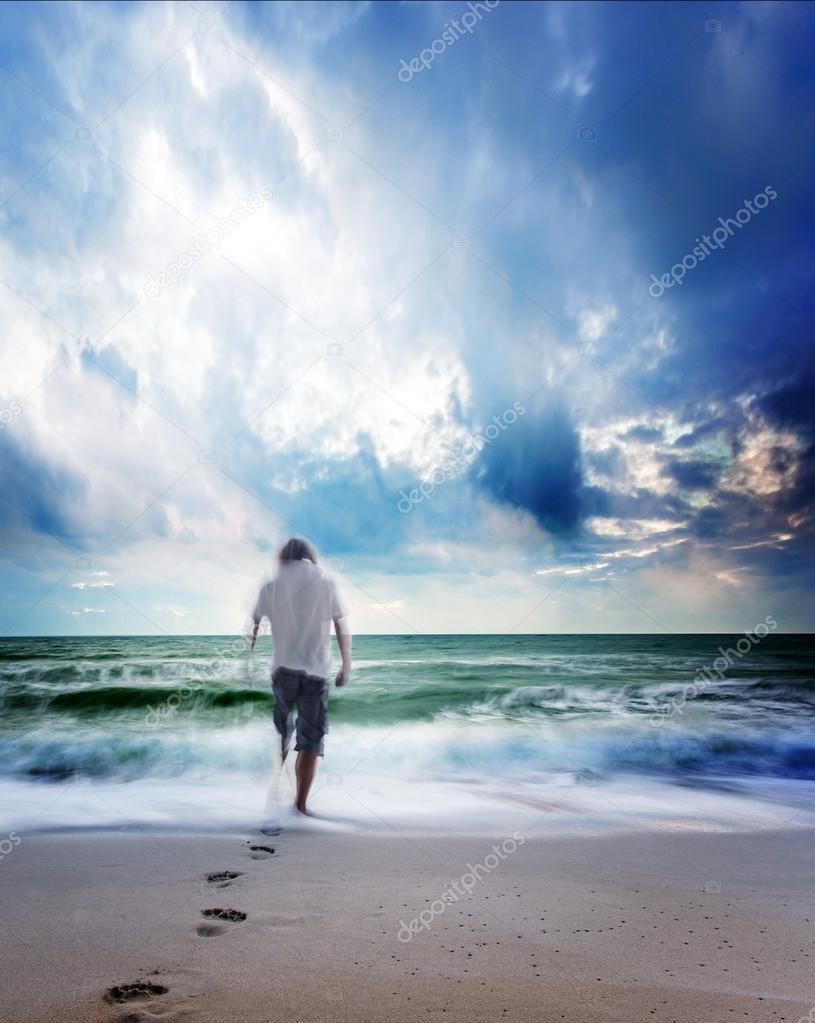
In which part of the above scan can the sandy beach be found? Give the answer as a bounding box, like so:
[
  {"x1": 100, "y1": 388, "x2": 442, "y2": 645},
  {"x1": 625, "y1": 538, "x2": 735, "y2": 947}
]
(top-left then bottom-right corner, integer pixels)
[{"x1": 2, "y1": 823, "x2": 813, "y2": 1022}]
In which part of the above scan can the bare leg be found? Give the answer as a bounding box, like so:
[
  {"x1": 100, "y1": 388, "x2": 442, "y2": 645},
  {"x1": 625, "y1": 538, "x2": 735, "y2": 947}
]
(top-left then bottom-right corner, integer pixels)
[{"x1": 294, "y1": 750, "x2": 319, "y2": 813}]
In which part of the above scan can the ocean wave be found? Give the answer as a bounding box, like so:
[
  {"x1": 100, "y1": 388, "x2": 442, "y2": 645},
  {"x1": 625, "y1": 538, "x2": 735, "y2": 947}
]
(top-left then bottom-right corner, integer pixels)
[
  {"x1": 2, "y1": 669, "x2": 813, "y2": 727},
  {"x1": 1, "y1": 635, "x2": 813, "y2": 796},
  {"x1": 3, "y1": 721, "x2": 815, "y2": 785}
]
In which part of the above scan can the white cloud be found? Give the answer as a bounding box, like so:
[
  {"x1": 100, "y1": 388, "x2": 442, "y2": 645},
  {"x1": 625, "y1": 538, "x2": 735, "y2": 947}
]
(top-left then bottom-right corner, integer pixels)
[
  {"x1": 157, "y1": 606, "x2": 187, "y2": 617},
  {"x1": 554, "y1": 57, "x2": 595, "y2": 99},
  {"x1": 588, "y1": 517, "x2": 685, "y2": 540},
  {"x1": 536, "y1": 561, "x2": 609, "y2": 577},
  {"x1": 71, "y1": 576, "x2": 115, "y2": 590}
]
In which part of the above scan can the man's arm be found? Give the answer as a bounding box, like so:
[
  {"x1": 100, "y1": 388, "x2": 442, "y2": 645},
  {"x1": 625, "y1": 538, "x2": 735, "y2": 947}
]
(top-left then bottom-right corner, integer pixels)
[
  {"x1": 333, "y1": 616, "x2": 351, "y2": 687},
  {"x1": 250, "y1": 582, "x2": 269, "y2": 651}
]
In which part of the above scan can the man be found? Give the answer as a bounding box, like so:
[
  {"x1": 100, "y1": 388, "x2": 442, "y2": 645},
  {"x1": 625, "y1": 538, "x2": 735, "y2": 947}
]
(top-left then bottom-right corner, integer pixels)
[{"x1": 250, "y1": 538, "x2": 351, "y2": 815}]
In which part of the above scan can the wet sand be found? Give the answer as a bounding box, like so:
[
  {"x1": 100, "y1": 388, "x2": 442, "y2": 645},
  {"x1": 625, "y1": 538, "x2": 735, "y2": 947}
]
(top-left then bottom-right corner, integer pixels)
[{"x1": 1, "y1": 826, "x2": 813, "y2": 1022}]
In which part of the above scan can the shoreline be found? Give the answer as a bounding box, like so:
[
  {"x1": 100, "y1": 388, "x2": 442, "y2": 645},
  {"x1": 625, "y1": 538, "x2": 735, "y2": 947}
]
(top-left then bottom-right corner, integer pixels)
[
  {"x1": 2, "y1": 826, "x2": 813, "y2": 1022},
  {"x1": 3, "y1": 766, "x2": 813, "y2": 839}
]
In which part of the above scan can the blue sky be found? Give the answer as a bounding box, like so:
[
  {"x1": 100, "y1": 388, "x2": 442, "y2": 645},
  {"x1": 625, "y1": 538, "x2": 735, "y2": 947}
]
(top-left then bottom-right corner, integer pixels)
[{"x1": 1, "y1": 0, "x2": 814, "y2": 634}]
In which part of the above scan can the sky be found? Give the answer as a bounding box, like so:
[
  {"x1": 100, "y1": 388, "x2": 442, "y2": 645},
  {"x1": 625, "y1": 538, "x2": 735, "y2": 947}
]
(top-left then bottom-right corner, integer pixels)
[{"x1": 0, "y1": 0, "x2": 814, "y2": 635}]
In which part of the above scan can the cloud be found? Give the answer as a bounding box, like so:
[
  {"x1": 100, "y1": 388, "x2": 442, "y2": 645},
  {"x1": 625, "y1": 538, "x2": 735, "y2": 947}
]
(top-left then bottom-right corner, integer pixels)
[
  {"x1": 71, "y1": 573, "x2": 114, "y2": 590},
  {"x1": 0, "y1": 430, "x2": 86, "y2": 543},
  {"x1": 157, "y1": 606, "x2": 187, "y2": 617},
  {"x1": 661, "y1": 458, "x2": 720, "y2": 491},
  {"x1": 1, "y1": 1, "x2": 813, "y2": 632},
  {"x1": 474, "y1": 397, "x2": 583, "y2": 534}
]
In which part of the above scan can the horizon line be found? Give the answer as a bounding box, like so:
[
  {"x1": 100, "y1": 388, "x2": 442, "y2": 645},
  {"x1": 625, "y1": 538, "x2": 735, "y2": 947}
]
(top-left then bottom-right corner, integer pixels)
[{"x1": 1, "y1": 632, "x2": 813, "y2": 639}]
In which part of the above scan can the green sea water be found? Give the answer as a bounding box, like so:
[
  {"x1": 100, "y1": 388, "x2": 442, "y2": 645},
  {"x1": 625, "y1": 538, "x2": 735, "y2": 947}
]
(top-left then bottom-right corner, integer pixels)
[{"x1": 0, "y1": 634, "x2": 813, "y2": 831}]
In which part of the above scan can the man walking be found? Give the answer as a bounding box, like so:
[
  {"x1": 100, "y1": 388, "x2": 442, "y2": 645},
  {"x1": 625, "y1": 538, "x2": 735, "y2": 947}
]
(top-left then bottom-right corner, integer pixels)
[{"x1": 250, "y1": 538, "x2": 351, "y2": 815}]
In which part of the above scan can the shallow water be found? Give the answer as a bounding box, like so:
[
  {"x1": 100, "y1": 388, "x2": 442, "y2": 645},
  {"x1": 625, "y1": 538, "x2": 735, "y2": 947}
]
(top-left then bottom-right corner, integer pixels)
[{"x1": 1, "y1": 634, "x2": 813, "y2": 832}]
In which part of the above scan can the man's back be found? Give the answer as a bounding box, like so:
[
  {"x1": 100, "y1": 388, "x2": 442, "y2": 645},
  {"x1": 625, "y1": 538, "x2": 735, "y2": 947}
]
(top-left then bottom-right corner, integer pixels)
[{"x1": 254, "y1": 559, "x2": 346, "y2": 679}]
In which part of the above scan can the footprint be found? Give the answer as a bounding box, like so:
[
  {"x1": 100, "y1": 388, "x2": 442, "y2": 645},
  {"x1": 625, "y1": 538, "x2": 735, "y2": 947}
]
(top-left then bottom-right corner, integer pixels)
[
  {"x1": 197, "y1": 907, "x2": 246, "y2": 937},
  {"x1": 202, "y1": 907, "x2": 247, "y2": 922},
  {"x1": 105, "y1": 981, "x2": 168, "y2": 1004},
  {"x1": 206, "y1": 870, "x2": 243, "y2": 888},
  {"x1": 248, "y1": 844, "x2": 275, "y2": 859}
]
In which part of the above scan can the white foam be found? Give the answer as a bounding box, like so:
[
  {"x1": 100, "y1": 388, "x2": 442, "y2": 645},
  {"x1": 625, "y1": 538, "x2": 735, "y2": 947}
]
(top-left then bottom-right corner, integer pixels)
[{"x1": 3, "y1": 767, "x2": 814, "y2": 838}]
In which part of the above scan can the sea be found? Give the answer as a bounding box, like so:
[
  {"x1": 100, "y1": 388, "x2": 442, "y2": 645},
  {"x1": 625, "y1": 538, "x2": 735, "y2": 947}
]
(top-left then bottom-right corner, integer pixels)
[{"x1": 1, "y1": 634, "x2": 813, "y2": 836}]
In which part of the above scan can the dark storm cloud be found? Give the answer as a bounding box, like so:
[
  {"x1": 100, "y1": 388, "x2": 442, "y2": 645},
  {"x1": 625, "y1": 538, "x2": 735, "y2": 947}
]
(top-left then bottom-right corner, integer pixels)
[
  {"x1": 473, "y1": 399, "x2": 582, "y2": 534},
  {"x1": 661, "y1": 458, "x2": 720, "y2": 491},
  {"x1": 0, "y1": 433, "x2": 85, "y2": 541}
]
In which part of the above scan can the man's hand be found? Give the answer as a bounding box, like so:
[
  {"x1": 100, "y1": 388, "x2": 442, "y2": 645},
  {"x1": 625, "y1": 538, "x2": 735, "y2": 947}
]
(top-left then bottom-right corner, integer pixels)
[{"x1": 333, "y1": 616, "x2": 351, "y2": 688}]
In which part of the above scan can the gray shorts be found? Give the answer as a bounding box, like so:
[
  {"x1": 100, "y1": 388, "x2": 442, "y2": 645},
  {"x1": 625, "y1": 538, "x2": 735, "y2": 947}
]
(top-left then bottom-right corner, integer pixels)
[{"x1": 271, "y1": 667, "x2": 330, "y2": 756}]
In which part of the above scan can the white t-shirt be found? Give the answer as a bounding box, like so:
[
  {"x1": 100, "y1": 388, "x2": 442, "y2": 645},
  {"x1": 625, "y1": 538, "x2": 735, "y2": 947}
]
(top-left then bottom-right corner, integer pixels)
[{"x1": 253, "y1": 560, "x2": 348, "y2": 679}]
